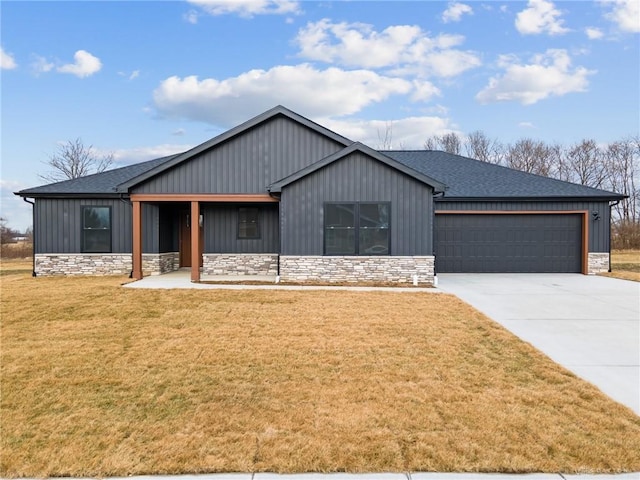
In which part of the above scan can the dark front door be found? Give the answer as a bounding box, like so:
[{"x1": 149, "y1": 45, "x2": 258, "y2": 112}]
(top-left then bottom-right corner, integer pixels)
[{"x1": 179, "y1": 211, "x2": 203, "y2": 267}]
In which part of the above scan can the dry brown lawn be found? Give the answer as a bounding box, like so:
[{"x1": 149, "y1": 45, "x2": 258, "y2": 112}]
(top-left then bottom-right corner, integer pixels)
[
  {"x1": 599, "y1": 249, "x2": 640, "y2": 282},
  {"x1": 2, "y1": 263, "x2": 639, "y2": 476}
]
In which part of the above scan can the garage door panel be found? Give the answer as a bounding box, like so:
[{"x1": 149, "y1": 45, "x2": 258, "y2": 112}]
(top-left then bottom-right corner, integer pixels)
[{"x1": 435, "y1": 214, "x2": 582, "y2": 273}]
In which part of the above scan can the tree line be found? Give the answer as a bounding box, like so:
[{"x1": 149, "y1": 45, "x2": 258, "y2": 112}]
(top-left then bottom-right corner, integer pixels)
[{"x1": 421, "y1": 132, "x2": 639, "y2": 249}]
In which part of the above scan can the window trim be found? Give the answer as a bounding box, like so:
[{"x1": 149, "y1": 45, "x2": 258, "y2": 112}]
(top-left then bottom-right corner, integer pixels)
[
  {"x1": 81, "y1": 205, "x2": 112, "y2": 253},
  {"x1": 323, "y1": 202, "x2": 390, "y2": 256},
  {"x1": 237, "y1": 206, "x2": 261, "y2": 240}
]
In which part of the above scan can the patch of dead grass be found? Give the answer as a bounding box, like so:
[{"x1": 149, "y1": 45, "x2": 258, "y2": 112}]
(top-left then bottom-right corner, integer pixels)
[
  {"x1": 600, "y1": 249, "x2": 640, "y2": 282},
  {"x1": 1, "y1": 269, "x2": 639, "y2": 476}
]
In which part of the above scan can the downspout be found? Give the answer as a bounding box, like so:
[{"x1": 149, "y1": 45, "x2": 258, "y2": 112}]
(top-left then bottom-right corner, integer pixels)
[
  {"x1": 609, "y1": 200, "x2": 620, "y2": 273},
  {"x1": 22, "y1": 197, "x2": 36, "y2": 277}
]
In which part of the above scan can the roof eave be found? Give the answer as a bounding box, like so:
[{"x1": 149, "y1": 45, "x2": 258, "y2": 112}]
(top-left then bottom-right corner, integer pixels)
[
  {"x1": 436, "y1": 195, "x2": 627, "y2": 202},
  {"x1": 14, "y1": 192, "x2": 125, "y2": 199}
]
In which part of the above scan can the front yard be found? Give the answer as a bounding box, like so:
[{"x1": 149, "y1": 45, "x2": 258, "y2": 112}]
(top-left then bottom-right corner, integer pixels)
[{"x1": 1, "y1": 261, "x2": 639, "y2": 476}]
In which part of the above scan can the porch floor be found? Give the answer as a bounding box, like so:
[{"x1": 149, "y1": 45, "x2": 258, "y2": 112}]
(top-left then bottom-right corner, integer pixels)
[{"x1": 123, "y1": 268, "x2": 439, "y2": 292}]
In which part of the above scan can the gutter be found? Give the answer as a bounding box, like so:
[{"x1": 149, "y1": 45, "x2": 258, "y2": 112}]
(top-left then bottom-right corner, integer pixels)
[{"x1": 21, "y1": 197, "x2": 36, "y2": 277}]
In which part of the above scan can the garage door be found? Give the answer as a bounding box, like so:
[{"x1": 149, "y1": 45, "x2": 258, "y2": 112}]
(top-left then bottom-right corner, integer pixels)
[{"x1": 435, "y1": 213, "x2": 583, "y2": 273}]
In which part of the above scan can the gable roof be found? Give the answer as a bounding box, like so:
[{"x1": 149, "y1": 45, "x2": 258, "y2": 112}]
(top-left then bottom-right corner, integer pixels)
[
  {"x1": 268, "y1": 142, "x2": 447, "y2": 194},
  {"x1": 114, "y1": 105, "x2": 353, "y2": 193},
  {"x1": 15, "y1": 155, "x2": 177, "y2": 197},
  {"x1": 385, "y1": 150, "x2": 625, "y2": 201}
]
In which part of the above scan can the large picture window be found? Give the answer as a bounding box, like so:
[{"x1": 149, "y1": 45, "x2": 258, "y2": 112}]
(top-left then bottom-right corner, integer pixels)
[
  {"x1": 238, "y1": 207, "x2": 260, "y2": 239},
  {"x1": 82, "y1": 206, "x2": 111, "y2": 253},
  {"x1": 324, "y1": 202, "x2": 390, "y2": 255}
]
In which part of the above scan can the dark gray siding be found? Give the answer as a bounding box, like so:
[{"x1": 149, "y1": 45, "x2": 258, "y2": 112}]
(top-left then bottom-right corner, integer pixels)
[
  {"x1": 142, "y1": 203, "x2": 159, "y2": 253},
  {"x1": 203, "y1": 204, "x2": 279, "y2": 253},
  {"x1": 280, "y1": 152, "x2": 434, "y2": 256},
  {"x1": 435, "y1": 200, "x2": 611, "y2": 252},
  {"x1": 34, "y1": 198, "x2": 132, "y2": 254},
  {"x1": 133, "y1": 116, "x2": 345, "y2": 194}
]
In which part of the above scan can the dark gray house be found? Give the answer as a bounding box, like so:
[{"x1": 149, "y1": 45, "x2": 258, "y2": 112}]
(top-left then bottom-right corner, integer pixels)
[{"x1": 16, "y1": 106, "x2": 623, "y2": 285}]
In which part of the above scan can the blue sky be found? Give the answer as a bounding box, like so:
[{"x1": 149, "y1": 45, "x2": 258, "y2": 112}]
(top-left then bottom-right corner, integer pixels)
[{"x1": 1, "y1": 0, "x2": 639, "y2": 231}]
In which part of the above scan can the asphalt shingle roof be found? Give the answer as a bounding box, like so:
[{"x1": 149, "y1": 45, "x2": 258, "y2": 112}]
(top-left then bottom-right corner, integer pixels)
[
  {"x1": 17, "y1": 155, "x2": 177, "y2": 196},
  {"x1": 384, "y1": 150, "x2": 623, "y2": 199},
  {"x1": 16, "y1": 149, "x2": 623, "y2": 201}
]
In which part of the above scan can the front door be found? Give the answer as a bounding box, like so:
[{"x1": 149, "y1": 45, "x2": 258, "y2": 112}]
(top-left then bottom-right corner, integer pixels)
[{"x1": 179, "y1": 211, "x2": 203, "y2": 267}]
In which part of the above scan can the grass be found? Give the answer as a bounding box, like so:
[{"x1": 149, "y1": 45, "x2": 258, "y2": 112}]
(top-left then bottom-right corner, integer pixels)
[
  {"x1": 600, "y1": 249, "x2": 640, "y2": 282},
  {"x1": 1, "y1": 262, "x2": 639, "y2": 477}
]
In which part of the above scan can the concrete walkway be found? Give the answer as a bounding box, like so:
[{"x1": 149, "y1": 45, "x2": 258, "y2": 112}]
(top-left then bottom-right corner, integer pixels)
[
  {"x1": 438, "y1": 274, "x2": 640, "y2": 415},
  {"x1": 123, "y1": 269, "x2": 441, "y2": 293}
]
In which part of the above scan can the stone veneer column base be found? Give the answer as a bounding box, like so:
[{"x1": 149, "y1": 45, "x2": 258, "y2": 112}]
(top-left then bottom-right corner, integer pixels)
[
  {"x1": 35, "y1": 253, "x2": 133, "y2": 276},
  {"x1": 588, "y1": 252, "x2": 610, "y2": 274},
  {"x1": 280, "y1": 255, "x2": 435, "y2": 285},
  {"x1": 202, "y1": 253, "x2": 279, "y2": 276},
  {"x1": 142, "y1": 252, "x2": 180, "y2": 276}
]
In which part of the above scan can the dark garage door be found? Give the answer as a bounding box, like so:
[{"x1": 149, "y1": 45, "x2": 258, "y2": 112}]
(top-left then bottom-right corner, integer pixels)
[{"x1": 435, "y1": 213, "x2": 583, "y2": 273}]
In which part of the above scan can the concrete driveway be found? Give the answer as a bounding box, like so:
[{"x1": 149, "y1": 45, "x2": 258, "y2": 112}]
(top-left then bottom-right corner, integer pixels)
[{"x1": 437, "y1": 274, "x2": 640, "y2": 415}]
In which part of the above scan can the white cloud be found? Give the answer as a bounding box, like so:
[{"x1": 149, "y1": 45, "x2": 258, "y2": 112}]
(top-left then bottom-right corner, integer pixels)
[
  {"x1": 108, "y1": 144, "x2": 194, "y2": 165},
  {"x1": 30, "y1": 55, "x2": 54, "y2": 75},
  {"x1": 295, "y1": 19, "x2": 480, "y2": 78},
  {"x1": 601, "y1": 0, "x2": 640, "y2": 33},
  {"x1": 172, "y1": 128, "x2": 186, "y2": 136},
  {"x1": 1, "y1": 46, "x2": 17, "y2": 70},
  {"x1": 187, "y1": 0, "x2": 300, "y2": 18},
  {"x1": 476, "y1": 49, "x2": 595, "y2": 105},
  {"x1": 118, "y1": 70, "x2": 140, "y2": 80},
  {"x1": 585, "y1": 27, "x2": 604, "y2": 39},
  {"x1": 515, "y1": 0, "x2": 570, "y2": 35},
  {"x1": 183, "y1": 9, "x2": 200, "y2": 24},
  {"x1": 518, "y1": 121, "x2": 536, "y2": 128},
  {"x1": 442, "y1": 2, "x2": 473, "y2": 23},
  {"x1": 153, "y1": 64, "x2": 413, "y2": 126},
  {"x1": 411, "y1": 80, "x2": 441, "y2": 102},
  {"x1": 57, "y1": 50, "x2": 102, "y2": 78},
  {"x1": 322, "y1": 116, "x2": 457, "y2": 150}
]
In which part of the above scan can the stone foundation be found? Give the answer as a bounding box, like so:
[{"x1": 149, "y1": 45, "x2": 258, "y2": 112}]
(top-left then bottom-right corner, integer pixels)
[
  {"x1": 279, "y1": 255, "x2": 435, "y2": 285},
  {"x1": 35, "y1": 253, "x2": 132, "y2": 276},
  {"x1": 202, "y1": 253, "x2": 279, "y2": 276},
  {"x1": 588, "y1": 252, "x2": 609, "y2": 274},
  {"x1": 142, "y1": 252, "x2": 180, "y2": 276}
]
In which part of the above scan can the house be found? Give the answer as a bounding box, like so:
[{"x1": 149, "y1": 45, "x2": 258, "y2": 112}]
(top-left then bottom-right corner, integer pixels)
[{"x1": 16, "y1": 106, "x2": 624, "y2": 285}]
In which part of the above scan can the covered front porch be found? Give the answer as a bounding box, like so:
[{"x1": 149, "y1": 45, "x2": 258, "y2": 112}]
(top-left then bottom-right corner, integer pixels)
[{"x1": 130, "y1": 194, "x2": 280, "y2": 282}]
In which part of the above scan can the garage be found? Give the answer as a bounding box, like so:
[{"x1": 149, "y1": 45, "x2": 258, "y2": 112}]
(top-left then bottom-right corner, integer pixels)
[{"x1": 434, "y1": 213, "x2": 584, "y2": 273}]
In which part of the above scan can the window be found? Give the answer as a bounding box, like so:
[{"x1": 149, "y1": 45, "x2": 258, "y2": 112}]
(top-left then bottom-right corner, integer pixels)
[
  {"x1": 238, "y1": 207, "x2": 260, "y2": 239},
  {"x1": 324, "y1": 203, "x2": 390, "y2": 255},
  {"x1": 82, "y1": 206, "x2": 111, "y2": 253}
]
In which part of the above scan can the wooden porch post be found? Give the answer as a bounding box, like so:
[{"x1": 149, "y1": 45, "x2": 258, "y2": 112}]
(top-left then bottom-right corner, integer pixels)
[
  {"x1": 132, "y1": 200, "x2": 143, "y2": 280},
  {"x1": 190, "y1": 201, "x2": 200, "y2": 282}
]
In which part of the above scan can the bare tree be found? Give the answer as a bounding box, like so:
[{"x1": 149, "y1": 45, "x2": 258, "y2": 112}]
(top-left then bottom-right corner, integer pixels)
[
  {"x1": 424, "y1": 132, "x2": 462, "y2": 155},
  {"x1": 556, "y1": 139, "x2": 608, "y2": 188},
  {"x1": 464, "y1": 130, "x2": 503, "y2": 164},
  {"x1": 504, "y1": 138, "x2": 555, "y2": 176},
  {"x1": 40, "y1": 138, "x2": 114, "y2": 183},
  {"x1": 606, "y1": 137, "x2": 639, "y2": 223},
  {"x1": 376, "y1": 122, "x2": 394, "y2": 150}
]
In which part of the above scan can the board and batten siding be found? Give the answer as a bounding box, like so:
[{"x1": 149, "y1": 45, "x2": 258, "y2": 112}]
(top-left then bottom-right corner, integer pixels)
[
  {"x1": 203, "y1": 204, "x2": 279, "y2": 253},
  {"x1": 280, "y1": 152, "x2": 434, "y2": 256},
  {"x1": 435, "y1": 200, "x2": 611, "y2": 252},
  {"x1": 34, "y1": 198, "x2": 133, "y2": 254},
  {"x1": 133, "y1": 116, "x2": 345, "y2": 194}
]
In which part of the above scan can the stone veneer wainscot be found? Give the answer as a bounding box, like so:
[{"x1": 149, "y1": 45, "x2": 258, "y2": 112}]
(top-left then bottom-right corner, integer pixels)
[
  {"x1": 279, "y1": 255, "x2": 435, "y2": 285},
  {"x1": 587, "y1": 252, "x2": 610, "y2": 275},
  {"x1": 35, "y1": 253, "x2": 133, "y2": 276},
  {"x1": 202, "y1": 253, "x2": 279, "y2": 276}
]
